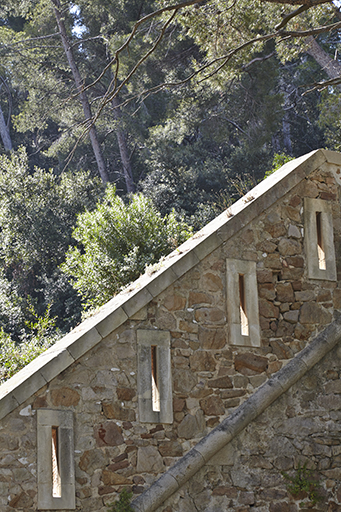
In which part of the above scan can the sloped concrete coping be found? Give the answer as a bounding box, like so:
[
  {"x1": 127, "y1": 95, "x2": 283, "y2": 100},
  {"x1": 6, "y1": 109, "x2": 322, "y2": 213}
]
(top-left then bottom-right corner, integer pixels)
[
  {"x1": 131, "y1": 316, "x2": 341, "y2": 512},
  {"x1": 0, "y1": 149, "x2": 340, "y2": 420}
]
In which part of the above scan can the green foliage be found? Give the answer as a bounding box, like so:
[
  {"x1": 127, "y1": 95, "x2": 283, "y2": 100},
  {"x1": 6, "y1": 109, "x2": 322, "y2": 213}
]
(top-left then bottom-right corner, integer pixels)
[
  {"x1": 0, "y1": 304, "x2": 59, "y2": 383},
  {"x1": 0, "y1": 148, "x2": 103, "y2": 336},
  {"x1": 281, "y1": 462, "x2": 323, "y2": 508},
  {"x1": 62, "y1": 186, "x2": 192, "y2": 309},
  {"x1": 264, "y1": 153, "x2": 295, "y2": 178},
  {"x1": 107, "y1": 489, "x2": 134, "y2": 512}
]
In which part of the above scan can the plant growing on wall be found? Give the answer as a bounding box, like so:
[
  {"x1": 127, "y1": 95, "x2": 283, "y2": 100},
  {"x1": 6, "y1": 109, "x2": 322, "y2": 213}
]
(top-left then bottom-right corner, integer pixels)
[
  {"x1": 108, "y1": 489, "x2": 134, "y2": 512},
  {"x1": 281, "y1": 462, "x2": 323, "y2": 508}
]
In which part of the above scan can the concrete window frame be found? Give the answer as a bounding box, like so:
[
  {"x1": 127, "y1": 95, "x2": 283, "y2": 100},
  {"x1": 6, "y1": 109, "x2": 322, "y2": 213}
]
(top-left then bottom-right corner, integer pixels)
[
  {"x1": 226, "y1": 258, "x2": 261, "y2": 347},
  {"x1": 304, "y1": 198, "x2": 336, "y2": 281},
  {"x1": 37, "y1": 409, "x2": 75, "y2": 510},
  {"x1": 137, "y1": 329, "x2": 173, "y2": 424}
]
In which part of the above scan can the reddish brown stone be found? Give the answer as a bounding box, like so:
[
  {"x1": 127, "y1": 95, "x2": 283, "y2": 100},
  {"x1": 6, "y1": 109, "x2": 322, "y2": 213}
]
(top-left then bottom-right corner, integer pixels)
[
  {"x1": 259, "y1": 299, "x2": 279, "y2": 319},
  {"x1": 206, "y1": 417, "x2": 220, "y2": 428},
  {"x1": 102, "y1": 470, "x2": 131, "y2": 485},
  {"x1": 292, "y1": 281, "x2": 302, "y2": 291},
  {"x1": 234, "y1": 353, "x2": 268, "y2": 375},
  {"x1": 212, "y1": 486, "x2": 238, "y2": 497},
  {"x1": 79, "y1": 449, "x2": 106, "y2": 473},
  {"x1": 208, "y1": 375, "x2": 233, "y2": 389},
  {"x1": 202, "y1": 273, "x2": 223, "y2": 291},
  {"x1": 113, "y1": 452, "x2": 128, "y2": 463},
  {"x1": 117, "y1": 388, "x2": 136, "y2": 401},
  {"x1": 260, "y1": 316, "x2": 270, "y2": 330},
  {"x1": 285, "y1": 205, "x2": 301, "y2": 223},
  {"x1": 278, "y1": 238, "x2": 301, "y2": 256},
  {"x1": 133, "y1": 475, "x2": 145, "y2": 485},
  {"x1": 289, "y1": 195, "x2": 301, "y2": 207},
  {"x1": 320, "y1": 191, "x2": 336, "y2": 200},
  {"x1": 123, "y1": 421, "x2": 133, "y2": 430},
  {"x1": 158, "y1": 441, "x2": 183, "y2": 457},
  {"x1": 32, "y1": 395, "x2": 48, "y2": 409},
  {"x1": 224, "y1": 398, "x2": 240, "y2": 408},
  {"x1": 257, "y1": 240, "x2": 277, "y2": 253},
  {"x1": 257, "y1": 269, "x2": 273, "y2": 283},
  {"x1": 190, "y1": 351, "x2": 216, "y2": 372},
  {"x1": 286, "y1": 256, "x2": 304, "y2": 267},
  {"x1": 266, "y1": 223, "x2": 287, "y2": 238},
  {"x1": 149, "y1": 424, "x2": 164, "y2": 434},
  {"x1": 102, "y1": 402, "x2": 136, "y2": 422},
  {"x1": 163, "y1": 294, "x2": 186, "y2": 311},
  {"x1": 198, "y1": 326, "x2": 226, "y2": 349},
  {"x1": 107, "y1": 460, "x2": 129, "y2": 472},
  {"x1": 264, "y1": 253, "x2": 282, "y2": 270},
  {"x1": 188, "y1": 291, "x2": 213, "y2": 306},
  {"x1": 94, "y1": 421, "x2": 124, "y2": 447},
  {"x1": 194, "y1": 307, "x2": 225, "y2": 324},
  {"x1": 50, "y1": 387, "x2": 80, "y2": 407},
  {"x1": 276, "y1": 283, "x2": 294, "y2": 302},
  {"x1": 179, "y1": 320, "x2": 198, "y2": 333},
  {"x1": 98, "y1": 486, "x2": 115, "y2": 495},
  {"x1": 294, "y1": 323, "x2": 312, "y2": 341},
  {"x1": 220, "y1": 389, "x2": 246, "y2": 399},
  {"x1": 173, "y1": 397, "x2": 185, "y2": 412},
  {"x1": 200, "y1": 395, "x2": 225, "y2": 416}
]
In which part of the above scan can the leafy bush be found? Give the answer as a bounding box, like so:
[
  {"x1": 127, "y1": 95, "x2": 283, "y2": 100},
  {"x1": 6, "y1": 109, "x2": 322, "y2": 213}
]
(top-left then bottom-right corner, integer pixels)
[
  {"x1": 0, "y1": 304, "x2": 59, "y2": 383},
  {"x1": 107, "y1": 489, "x2": 134, "y2": 512},
  {"x1": 62, "y1": 186, "x2": 192, "y2": 309},
  {"x1": 282, "y1": 462, "x2": 323, "y2": 508}
]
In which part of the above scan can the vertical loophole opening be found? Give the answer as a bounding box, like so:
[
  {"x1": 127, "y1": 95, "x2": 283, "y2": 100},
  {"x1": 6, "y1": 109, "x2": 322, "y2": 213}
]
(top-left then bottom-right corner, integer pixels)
[
  {"x1": 151, "y1": 345, "x2": 160, "y2": 412},
  {"x1": 239, "y1": 274, "x2": 249, "y2": 336},
  {"x1": 316, "y1": 212, "x2": 326, "y2": 270},
  {"x1": 51, "y1": 426, "x2": 61, "y2": 498}
]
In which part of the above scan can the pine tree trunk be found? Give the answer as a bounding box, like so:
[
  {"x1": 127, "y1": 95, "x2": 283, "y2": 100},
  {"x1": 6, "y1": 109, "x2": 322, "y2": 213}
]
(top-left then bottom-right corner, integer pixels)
[
  {"x1": 111, "y1": 95, "x2": 135, "y2": 194},
  {"x1": 305, "y1": 36, "x2": 341, "y2": 82},
  {"x1": 51, "y1": 0, "x2": 109, "y2": 183},
  {"x1": 0, "y1": 104, "x2": 12, "y2": 151}
]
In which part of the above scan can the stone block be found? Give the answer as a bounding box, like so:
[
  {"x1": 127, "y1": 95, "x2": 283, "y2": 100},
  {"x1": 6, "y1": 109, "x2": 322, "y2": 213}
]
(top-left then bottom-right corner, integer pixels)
[
  {"x1": 193, "y1": 232, "x2": 222, "y2": 261},
  {"x1": 259, "y1": 299, "x2": 279, "y2": 319},
  {"x1": 276, "y1": 283, "x2": 294, "y2": 302},
  {"x1": 51, "y1": 387, "x2": 80, "y2": 407},
  {"x1": 190, "y1": 351, "x2": 216, "y2": 372},
  {"x1": 172, "y1": 251, "x2": 200, "y2": 279},
  {"x1": 234, "y1": 353, "x2": 268, "y2": 375},
  {"x1": 146, "y1": 267, "x2": 178, "y2": 298},
  {"x1": 122, "y1": 288, "x2": 154, "y2": 319}
]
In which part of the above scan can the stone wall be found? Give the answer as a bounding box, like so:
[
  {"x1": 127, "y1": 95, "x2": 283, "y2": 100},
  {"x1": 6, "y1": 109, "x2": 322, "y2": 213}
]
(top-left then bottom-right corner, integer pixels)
[
  {"x1": 1, "y1": 163, "x2": 341, "y2": 512},
  {"x1": 155, "y1": 342, "x2": 341, "y2": 512}
]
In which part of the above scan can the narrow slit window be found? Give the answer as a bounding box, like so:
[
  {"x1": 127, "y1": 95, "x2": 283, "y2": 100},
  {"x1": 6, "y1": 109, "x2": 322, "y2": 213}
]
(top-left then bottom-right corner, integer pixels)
[
  {"x1": 316, "y1": 212, "x2": 326, "y2": 270},
  {"x1": 51, "y1": 426, "x2": 61, "y2": 498},
  {"x1": 151, "y1": 345, "x2": 160, "y2": 412},
  {"x1": 239, "y1": 274, "x2": 249, "y2": 336}
]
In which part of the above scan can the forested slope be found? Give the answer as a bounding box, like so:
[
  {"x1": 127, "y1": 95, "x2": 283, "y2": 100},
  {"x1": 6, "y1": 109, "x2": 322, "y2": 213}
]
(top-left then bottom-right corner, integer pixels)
[{"x1": 0, "y1": 0, "x2": 340, "y2": 375}]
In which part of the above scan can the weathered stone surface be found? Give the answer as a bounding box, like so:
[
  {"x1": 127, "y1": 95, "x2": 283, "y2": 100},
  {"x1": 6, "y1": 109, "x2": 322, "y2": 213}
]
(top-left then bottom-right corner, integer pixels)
[
  {"x1": 259, "y1": 299, "x2": 280, "y2": 319},
  {"x1": 50, "y1": 386, "x2": 80, "y2": 407},
  {"x1": 9, "y1": 492, "x2": 34, "y2": 508},
  {"x1": 188, "y1": 292, "x2": 213, "y2": 306},
  {"x1": 173, "y1": 368, "x2": 197, "y2": 393},
  {"x1": 102, "y1": 470, "x2": 131, "y2": 485},
  {"x1": 259, "y1": 283, "x2": 276, "y2": 300},
  {"x1": 163, "y1": 294, "x2": 186, "y2": 311},
  {"x1": 286, "y1": 256, "x2": 304, "y2": 267},
  {"x1": 79, "y1": 449, "x2": 107, "y2": 475},
  {"x1": 198, "y1": 326, "x2": 226, "y2": 349},
  {"x1": 265, "y1": 223, "x2": 287, "y2": 238},
  {"x1": 194, "y1": 307, "x2": 225, "y2": 324},
  {"x1": 200, "y1": 396, "x2": 225, "y2": 416},
  {"x1": 300, "y1": 302, "x2": 332, "y2": 325},
  {"x1": 136, "y1": 446, "x2": 164, "y2": 473},
  {"x1": 256, "y1": 272, "x2": 273, "y2": 287},
  {"x1": 295, "y1": 290, "x2": 315, "y2": 302},
  {"x1": 275, "y1": 320, "x2": 295, "y2": 338},
  {"x1": 94, "y1": 421, "x2": 124, "y2": 447},
  {"x1": 202, "y1": 273, "x2": 223, "y2": 291},
  {"x1": 281, "y1": 267, "x2": 304, "y2": 280},
  {"x1": 283, "y1": 310, "x2": 299, "y2": 323},
  {"x1": 288, "y1": 224, "x2": 301, "y2": 238},
  {"x1": 278, "y1": 238, "x2": 301, "y2": 256},
  {"x1": 264, "y1": 253, "x2": 282, "y2": 270},
  {"x1": 270, "y1": 339, "x2": 294, "y2": 359},
  {"x1": 158, "y1": 441, "x2": 183, "y2": 457},
  {"x1": 234, "y1": 353, "x2": 268, "y2": 375},
  {"x1": 276, "y1": 283, "x2": 294, "y2": 302},
  {"x1": 177, "y1": 411, "x2": 205, "y2": 439},
  {"x1": 117, "y1": 388, "x2": 136, "y2": 401},
  {"x1": 102, "y1": 402, "x2": 136, "y2": 421},
  {"x1": 333, "y1": 288, "x2": 341, "y2": 309},
  {"x1": 207, "y1": 375, "x2": 233, "y2": 389},
  {"x1": 190, "y1": 351, "x2": 216, "y2": 372}
]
